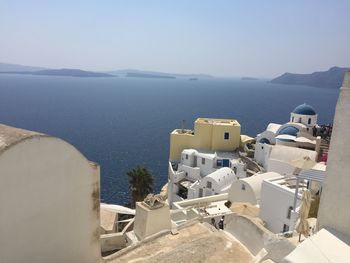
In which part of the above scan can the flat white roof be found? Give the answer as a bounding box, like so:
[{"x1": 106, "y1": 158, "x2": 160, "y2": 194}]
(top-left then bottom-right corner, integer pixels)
[
  {"x1": 181, "y1": 148, "x2": 237, "y2": 160},
  {"x1": 205, "y1": 200, "x2": 231, "y2": 215},
  {"x1": 196, "y1": 118, "x2": 239, "y2": 126},
  {"x1": 284, "y1": 228, "x2": 350, "y2": 263},
  {"x1": 263, "y1": 176, "x2": 299, "y2": 194},
  {"x1": 266, "y1": 123, "x2": 282, "y2": 133},
  {"x1": 294, "y1": 136, "x2": 316, "y2": 144},
  {"x1": 182, "y1": 149, "x2": 198, "y2": 155},
  {"x1": 100, "y1": 203, "x2": 135, "y2": 215},
  {"x1": 269, "y1": 145, "x2": 317, "y2": 163}
]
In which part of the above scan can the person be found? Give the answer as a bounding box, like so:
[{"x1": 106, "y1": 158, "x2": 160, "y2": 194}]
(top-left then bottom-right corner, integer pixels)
[
  {"x1": 211, "y1": 218, "x2": 217, "y2": 229},
  {"x1": 218, "y1": 216, "x2": 225, "y2": 230},
  {"x1": 320, "y1": 125, "x2": 325, "y2": 138},
  {"x1": 312, "y1": 126, "x2": 317, "y2": 137}
]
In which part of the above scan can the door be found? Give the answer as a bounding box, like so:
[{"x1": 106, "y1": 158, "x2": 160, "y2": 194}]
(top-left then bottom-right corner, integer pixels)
[
  {"x1": 198, "y1": 188, "x2": 203, "y2": 198},
  {"x1": 222, "y1": 159, "x2": 230, "y2": 167}
]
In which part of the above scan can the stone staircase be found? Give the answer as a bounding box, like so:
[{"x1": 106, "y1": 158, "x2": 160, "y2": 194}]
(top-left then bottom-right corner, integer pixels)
[{"x1": 318, "y1": 138, "x2": 330, "y2": 162}]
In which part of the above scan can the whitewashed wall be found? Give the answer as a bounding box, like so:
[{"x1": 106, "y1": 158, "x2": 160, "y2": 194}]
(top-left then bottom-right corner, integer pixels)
[
  {"x1": 260, "y1": 179, "x2": 301, "y2": 233},
  {"x1": 0, "y1": 137, "x2": 100, "y2": 263}
]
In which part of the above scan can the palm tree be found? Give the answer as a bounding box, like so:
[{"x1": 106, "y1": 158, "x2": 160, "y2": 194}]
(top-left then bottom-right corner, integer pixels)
[{"x1": 127, "y1": 165, "x2": 154, "y2": 208}]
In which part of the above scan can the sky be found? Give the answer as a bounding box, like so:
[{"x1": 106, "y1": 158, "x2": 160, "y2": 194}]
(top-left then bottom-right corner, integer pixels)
[{"x1": 0, "y1": 0, "x2": 349, "y2": 78}]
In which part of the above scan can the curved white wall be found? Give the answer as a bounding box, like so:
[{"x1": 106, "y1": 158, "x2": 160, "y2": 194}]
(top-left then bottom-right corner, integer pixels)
[
  {"x1": 0, "y1": 137, "x2": 100, "y2": 263},
  {"x1": 228, "y1": 181, "x2": 257, "y2": 205}
]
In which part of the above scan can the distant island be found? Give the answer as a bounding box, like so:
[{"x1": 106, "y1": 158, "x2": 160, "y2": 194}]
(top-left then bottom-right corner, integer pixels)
[
  {"x1": 241, "y1": 77, "x2": 259, "y2": 81},
  {"x1": 0, "y1": 62, "x2": 212, "y2": 79},
  {"x1": 126, "y1": 72, "x2": 176, "y2": 79},
  {"x1": 105, "y1": 69, "x2": 212, "y2": 79},
  {"x1": 271, "y1": 66, "x2": 350, "y2": 89},
  {"x1": 0, "y1": 62, "x2": 47, "y2": 72},
  {"x1": 0, "y1": 69, "x2": 115, "y2": 78}
]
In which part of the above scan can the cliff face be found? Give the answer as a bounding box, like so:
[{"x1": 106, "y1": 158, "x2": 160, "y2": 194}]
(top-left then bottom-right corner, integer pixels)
[{"x1": 271, "y1": 67, "x2": 350, "y2": 89}]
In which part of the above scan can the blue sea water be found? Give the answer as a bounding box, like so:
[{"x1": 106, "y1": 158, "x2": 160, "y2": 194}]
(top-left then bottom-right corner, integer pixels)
[{"x1": 0, "y1": 74, "x2": 339, "y2": 204}]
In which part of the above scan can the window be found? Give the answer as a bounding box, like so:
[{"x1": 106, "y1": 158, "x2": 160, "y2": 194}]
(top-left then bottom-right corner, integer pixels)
[
  {"x1": 292, "y1": 116, "x2": 294, "y2": 122},
  {"x1": 259, "y1": 138, "x2": 270, "y2": 144},
  {"x1": 217, "y1": 159, "x2": 222, "y2": 167},
  {"x1": 202, "y1": 158, "x2": 205, "y2": 165},
  {"x1": 308, "y1": 118, "x2": 311, "y2": 124},
  {"x1": 287, "y1": 206, "x2": 293, "y2": 219},
  {"x1": 299, "y1": 117, "x2": 302, "y2": 123},
  {"x1": 241, "y1": 184, "x2": 246, "y2": 191},
  {"x1": 224, "y1": 132, "x2": 230, "y2": 140},
  {"x1": 199, "y1": 188, "x2": 203, "y2": 197},
  {"x1": 207, "y1": 181, "x2": 212, "y2": 188},
  {"x1": 283, "y1": 224, "x2": 289, "y2": 233},
  {"x1": 185, "y1": 154, "x2": 188, "y2": 159}
]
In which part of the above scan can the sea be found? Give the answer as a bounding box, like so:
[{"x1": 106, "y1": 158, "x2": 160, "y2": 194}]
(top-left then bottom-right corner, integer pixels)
[{"x1": 0, "y1": 74, "x2": 339, "y2": 205}]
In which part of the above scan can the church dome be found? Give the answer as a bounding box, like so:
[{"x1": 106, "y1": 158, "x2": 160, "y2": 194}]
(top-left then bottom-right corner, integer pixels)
[
  {"x1": 278, "y1": 126, "x2": 299, "y2": 137},
  {"x1": 292, "y1": 103, "x2": 316, "y2": 115}
]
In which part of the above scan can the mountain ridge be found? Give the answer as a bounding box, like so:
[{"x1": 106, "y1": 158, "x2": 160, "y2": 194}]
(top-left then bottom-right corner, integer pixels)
[{"x1": 271, "y1": 66, "x2": 350, "y2": 89}]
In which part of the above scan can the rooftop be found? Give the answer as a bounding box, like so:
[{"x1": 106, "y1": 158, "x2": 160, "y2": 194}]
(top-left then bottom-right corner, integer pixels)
[
  {"x1": 266, "y1": 123, "x2": 282, "y2": 133},
  {"x1": 264, "y1": 176, "x2": 301, "y2": 193},
  {"x1": 181, "y1": 149, "x2": 239, "y2": 160},
  {"x1": 284, "y1": 228, "x2": 350, "y2": 263},
  {"x1": 171, "y1": 129, "x2": 194, "y2": 135},
  {"x1": 269, "y1": 145, "x2": 317, "y2": 163},
  {"x1": 105, "y1": 222, "x2": 253, "y2": 263},
  {"x1": 196, "y1": 118, "x2": 239, "y2": 126},
  {"x1": 292, "y1": 103, "x2": 317, "y2": 116}
]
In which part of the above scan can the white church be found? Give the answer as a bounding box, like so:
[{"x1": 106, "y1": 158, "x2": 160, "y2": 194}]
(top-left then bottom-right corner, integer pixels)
[{"x1": 254, "y1": 103, "x2": 322, "y2": 172}]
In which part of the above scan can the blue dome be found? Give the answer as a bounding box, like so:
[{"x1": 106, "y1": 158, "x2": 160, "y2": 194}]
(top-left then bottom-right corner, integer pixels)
[
  {"x1": 278, "y1": 126, "x2": 299, "y2": 136},
  {"x1": 292, "y1": 103, "x2": 316, "y2": 115},
  {"x1": 259, "y1": 138, "x2": 271, "y2": 144}
]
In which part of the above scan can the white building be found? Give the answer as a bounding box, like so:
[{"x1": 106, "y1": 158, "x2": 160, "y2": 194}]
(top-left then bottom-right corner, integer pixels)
[
  {"x1": 255, "y1": 144, "x2": 318, "y2": 175},
  {"x1": 260, "y1": 164, "x2": 326, "y2": 234},
  {"x1": 281, "y1": 72, "x2": 350, "y2": 263},
  {"x1": 260, "y1": 176, "x2": 301, "y2": 233},
  {"x1": 0, "y1": 124, "x2": 101, "y2": 263},
  {"x1": 197, "y1": 167, "x2": 236, "y2": 197},
  {"x1": 227, "y1": 172, "x2": 280, "y2": 205},
  {"x1": 168, "y1": 149, "x2": 246, "y2": 203},
  {"x1": 254, "y1": 103, "x2": 321, "y2": 172}
]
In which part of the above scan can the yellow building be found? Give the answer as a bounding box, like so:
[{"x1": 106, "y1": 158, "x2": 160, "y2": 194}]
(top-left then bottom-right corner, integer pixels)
[{"x1": 169, "y1": 118, "x2": 241, "y2": 161}]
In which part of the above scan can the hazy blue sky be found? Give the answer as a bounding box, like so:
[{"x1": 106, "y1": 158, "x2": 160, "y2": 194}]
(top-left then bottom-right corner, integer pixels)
[{"x1": 1, "y1": 1, "x2": 349, "y2": 77}]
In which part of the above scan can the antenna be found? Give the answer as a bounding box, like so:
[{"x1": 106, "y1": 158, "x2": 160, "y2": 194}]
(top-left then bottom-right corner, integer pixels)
[{"x1": 181, "y1": 120, "x2": 185, "y2": 133}]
